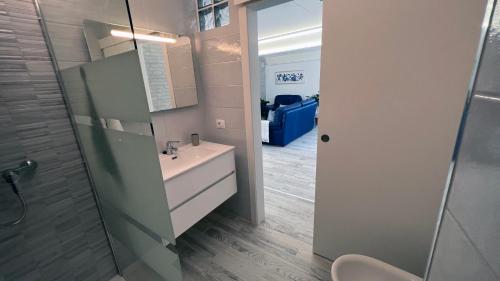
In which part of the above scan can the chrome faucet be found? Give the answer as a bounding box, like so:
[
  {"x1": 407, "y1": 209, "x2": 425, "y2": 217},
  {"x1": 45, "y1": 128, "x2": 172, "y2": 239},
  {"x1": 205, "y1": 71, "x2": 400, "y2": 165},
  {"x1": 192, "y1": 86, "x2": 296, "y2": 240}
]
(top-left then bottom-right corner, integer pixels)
[{"x1": 165, "y1": 141, "x2": 181, "y2": 155}]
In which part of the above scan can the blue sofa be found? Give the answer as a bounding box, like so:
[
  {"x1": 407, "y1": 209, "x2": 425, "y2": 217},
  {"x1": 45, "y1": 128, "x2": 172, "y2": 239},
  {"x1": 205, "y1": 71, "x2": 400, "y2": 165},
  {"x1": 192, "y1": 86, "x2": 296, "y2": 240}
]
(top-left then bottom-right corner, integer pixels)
[
  {"x1": 268, "y1": 98, "x2": 318, "y2": 146},
  {"x1": 267, "y1": 95, "x2": 303, "y2": 111}
]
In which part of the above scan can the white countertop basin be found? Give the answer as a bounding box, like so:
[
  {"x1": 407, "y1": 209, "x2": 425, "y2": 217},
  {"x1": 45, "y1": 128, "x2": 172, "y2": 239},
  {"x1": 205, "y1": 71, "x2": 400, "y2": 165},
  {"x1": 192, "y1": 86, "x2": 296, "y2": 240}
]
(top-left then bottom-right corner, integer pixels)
[{"x1": 158, "y1": 141, "x2": 235, "y2": 181}]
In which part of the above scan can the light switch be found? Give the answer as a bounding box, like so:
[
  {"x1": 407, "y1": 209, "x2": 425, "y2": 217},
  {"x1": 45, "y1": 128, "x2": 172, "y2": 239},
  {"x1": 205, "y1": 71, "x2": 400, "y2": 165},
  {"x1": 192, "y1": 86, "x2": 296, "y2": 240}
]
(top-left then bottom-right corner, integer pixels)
[{"x1": 216, "y1": 119, "x2": 226, "y2": 129}]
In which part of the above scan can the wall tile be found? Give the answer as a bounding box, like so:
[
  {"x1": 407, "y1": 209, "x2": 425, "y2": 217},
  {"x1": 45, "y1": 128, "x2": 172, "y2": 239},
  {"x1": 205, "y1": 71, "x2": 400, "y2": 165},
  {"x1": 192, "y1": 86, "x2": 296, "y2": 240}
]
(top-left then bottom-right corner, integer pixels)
[
  {"x1": 197, "y1": 33, "x2": 241, "y2": 65},
  {"x1": 200, "y1": 61, "x2": 243, "y2": 87},
  {"x1": 44, "y1": 21, "x2": 91, "y2": 63},
  {"x1": 446, "y1": 96, "x2": 500, "y2": 278},
  {"x1": 38, "y1": 0, "x2": 130, "y2": 27},
  {"x1": 204, "y1": 127, "x2": 247, "y2": 148},
  {"x1": 428, "y1": 211, "x2": 497, "y2": 281},
  {"x1": 475, "y1": 4, "x2": 500, "y2": 96},
  {"x1": 151, "y1": 106, "x2": 204, "y2": 151},
  {"x1": 194, "y1": 0, "x2": 251, "y2": 221},
  {"x1": 204, "y1": 85, "x2": 244, "y2": 108},
  {"x1": 205, "y1": 107, "x2": 245, "y2": 130},
  {"x1": 0, "y1": 1, "x2": 116, "y2": 280}
]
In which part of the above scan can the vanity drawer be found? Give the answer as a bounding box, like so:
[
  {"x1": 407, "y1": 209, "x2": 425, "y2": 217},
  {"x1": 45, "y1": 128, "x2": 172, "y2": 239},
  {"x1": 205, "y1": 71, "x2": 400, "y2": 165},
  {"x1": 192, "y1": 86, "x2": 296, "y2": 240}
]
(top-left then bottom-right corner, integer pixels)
[
  {"x1": 165, "y1": 150, "x2": 235, "y2": 210},
  {"x1": 170, "y1": 173, "x2": 237, "y2": 237}
]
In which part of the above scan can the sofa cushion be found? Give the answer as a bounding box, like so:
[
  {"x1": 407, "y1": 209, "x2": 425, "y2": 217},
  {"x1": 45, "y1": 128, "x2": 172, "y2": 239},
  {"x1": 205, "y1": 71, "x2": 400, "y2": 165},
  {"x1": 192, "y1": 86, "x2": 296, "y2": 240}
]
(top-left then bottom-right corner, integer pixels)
[
  {"x1": 270, "y1": 95, "x2": 303, "y2": 110},
  {"x1": 273, "y1": 102, "x2": 302, "y2": 126},
  {"x1": 302, "y1": 98, "x2": 317, "y2": 106}
]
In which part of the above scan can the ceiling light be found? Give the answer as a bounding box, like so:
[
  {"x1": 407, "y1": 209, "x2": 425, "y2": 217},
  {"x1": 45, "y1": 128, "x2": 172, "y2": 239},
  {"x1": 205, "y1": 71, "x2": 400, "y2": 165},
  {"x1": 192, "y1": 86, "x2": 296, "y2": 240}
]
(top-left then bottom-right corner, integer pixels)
[
  {"x1": 110, "y1": 30, "x2": 177, "y2": 44},
  {"x1": 259, "y1": 40, "x2": 322, "y2": 56},
  {"x1": 258, "y1": 26, "x2": 322, "y2": 44}
]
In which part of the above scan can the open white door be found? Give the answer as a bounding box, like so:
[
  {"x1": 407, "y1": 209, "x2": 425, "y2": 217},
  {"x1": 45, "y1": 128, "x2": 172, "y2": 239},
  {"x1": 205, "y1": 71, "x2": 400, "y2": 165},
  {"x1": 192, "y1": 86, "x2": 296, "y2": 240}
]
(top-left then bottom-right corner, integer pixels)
[{"x1": 313, "y1": 0, "x2": 489, "y2": 276}]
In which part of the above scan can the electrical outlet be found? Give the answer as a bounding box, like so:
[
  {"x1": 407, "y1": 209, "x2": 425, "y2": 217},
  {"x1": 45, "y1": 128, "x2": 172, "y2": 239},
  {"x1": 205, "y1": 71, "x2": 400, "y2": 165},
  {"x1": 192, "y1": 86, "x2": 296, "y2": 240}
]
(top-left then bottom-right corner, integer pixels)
[{"x1": 216, "y1": 119, "x2": 226, "y2": 129}]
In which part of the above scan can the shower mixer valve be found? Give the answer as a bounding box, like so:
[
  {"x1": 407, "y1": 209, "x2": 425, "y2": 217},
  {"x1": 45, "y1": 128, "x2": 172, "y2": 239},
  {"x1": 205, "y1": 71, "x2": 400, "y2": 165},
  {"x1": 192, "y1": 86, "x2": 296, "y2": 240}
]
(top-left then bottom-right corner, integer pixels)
[{"x1": 1, "y1": 160, "x2": 38, "y2": 226}]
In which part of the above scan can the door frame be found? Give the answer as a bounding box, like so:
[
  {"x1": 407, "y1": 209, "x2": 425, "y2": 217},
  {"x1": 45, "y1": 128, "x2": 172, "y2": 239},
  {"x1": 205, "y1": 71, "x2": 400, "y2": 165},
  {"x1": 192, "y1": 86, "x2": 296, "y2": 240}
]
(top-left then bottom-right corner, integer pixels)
[{"x1": 237, "y1": 0, "x2": 303, "y2": 225}]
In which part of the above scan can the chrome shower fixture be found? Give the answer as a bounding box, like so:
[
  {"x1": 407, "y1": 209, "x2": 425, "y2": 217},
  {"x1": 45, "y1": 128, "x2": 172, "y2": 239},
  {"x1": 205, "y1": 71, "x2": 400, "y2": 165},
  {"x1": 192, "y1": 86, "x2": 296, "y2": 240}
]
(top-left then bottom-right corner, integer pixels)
[{"x1": 1, "y1": 160, "x2": 38, "y2": 226}]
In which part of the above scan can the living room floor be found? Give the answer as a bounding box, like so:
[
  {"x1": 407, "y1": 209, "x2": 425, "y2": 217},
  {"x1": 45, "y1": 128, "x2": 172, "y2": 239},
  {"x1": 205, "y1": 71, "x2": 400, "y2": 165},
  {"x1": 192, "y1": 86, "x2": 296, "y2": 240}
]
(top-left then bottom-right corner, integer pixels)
[{"x1": 262, "y1": 126, "x2": 318, "y2": 201}]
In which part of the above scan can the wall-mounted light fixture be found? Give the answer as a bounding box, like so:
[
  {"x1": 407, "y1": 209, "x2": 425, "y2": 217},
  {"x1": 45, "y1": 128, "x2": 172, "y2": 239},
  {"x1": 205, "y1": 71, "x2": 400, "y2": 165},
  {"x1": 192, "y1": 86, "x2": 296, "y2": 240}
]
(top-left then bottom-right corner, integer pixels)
[{"x1": 110, "y1": 29, "x2": 177, "y2": 44}]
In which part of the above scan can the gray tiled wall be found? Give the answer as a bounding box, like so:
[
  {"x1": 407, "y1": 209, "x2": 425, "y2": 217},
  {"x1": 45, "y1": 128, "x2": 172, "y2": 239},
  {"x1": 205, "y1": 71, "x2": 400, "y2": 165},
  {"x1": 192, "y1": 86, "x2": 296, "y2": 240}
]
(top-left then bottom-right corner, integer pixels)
[
  {"x1": 36, "y1": 0, "x2": 131, "y2": 70},
  {"x1": 427, "y1": 3, "x2": 500, "y2": 281},
  {"x1": 194, "y1": 1, "x2": 255, "y2": 220},
  {"x1": 0, "y1": 0, "x2": 116, "y2": 280},
  {"x1": 427, "y1": 96, "x2": 500, "y2": 281},
  {"x1": 134, "y1": 0, "x2": 255, "y2": 221}
]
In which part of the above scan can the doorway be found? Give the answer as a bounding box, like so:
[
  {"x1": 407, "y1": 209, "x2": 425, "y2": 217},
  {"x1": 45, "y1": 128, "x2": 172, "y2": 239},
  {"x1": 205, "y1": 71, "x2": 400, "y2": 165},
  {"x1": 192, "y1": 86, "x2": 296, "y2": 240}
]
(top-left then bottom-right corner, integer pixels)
[{"x1": 254, "y1": 0, "x2": 322, "y2": 244}]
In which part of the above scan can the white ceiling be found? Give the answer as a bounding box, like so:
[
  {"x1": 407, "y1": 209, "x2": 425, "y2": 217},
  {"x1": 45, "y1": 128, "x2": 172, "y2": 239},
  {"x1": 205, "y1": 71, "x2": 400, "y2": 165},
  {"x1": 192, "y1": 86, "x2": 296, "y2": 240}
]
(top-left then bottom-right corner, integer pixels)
[
  {"x1": 257, "y1": 0, "x2": 323, "y2": 55},
  {"x1": 257, "y1": 0, "x2": 323, "y2": 38}
]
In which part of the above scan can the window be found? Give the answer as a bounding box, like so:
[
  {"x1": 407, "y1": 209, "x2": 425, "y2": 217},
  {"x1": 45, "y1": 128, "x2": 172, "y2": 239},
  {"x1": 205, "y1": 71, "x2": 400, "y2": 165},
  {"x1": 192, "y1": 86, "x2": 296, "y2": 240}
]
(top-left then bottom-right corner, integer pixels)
[{"x1": 197, "y1": 0, "x2": 229, "y2": 31}]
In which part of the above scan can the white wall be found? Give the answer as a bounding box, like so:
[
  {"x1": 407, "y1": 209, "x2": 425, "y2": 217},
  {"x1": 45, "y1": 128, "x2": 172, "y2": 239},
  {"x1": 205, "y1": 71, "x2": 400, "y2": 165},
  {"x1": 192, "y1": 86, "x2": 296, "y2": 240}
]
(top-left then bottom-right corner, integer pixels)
[
  {"x1": 313, "y1": 0, "x2": 488, "y2": 276},
  {"x1": 194, "y1": 0, "x2": 259, "y2": 222},
  {"x1": 261, "y1": 47, "x2": 320, "y2": 102}
]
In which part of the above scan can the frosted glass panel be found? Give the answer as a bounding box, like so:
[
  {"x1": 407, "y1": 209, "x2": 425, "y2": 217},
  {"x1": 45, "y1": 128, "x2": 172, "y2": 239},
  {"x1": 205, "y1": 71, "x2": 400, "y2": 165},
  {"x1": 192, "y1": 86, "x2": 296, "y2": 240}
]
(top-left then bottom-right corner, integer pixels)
[
  {"x1": 103, "y1": 206, "x2": 182, "y2": 281},
  {"x1": 59, "y1": 54, "x2": 181, "y2": 280},
  {"x1": 76, "y1": 124, "x2": 175, "y2": 243},
  {"x1": 60, "y1": 66, "x2": 94, "y2": 118},
  {"x1": 80, "y1": 51, "x2": 152, "y2": 122},
  {"x1": 38, "y1": 0, "x2": 182, "y2": 280}
]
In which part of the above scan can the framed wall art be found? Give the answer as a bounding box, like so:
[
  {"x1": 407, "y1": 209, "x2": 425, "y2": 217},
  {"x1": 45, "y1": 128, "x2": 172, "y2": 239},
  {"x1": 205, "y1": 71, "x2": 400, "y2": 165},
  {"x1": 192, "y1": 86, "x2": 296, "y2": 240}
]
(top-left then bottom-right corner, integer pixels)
[{"x1": 275, "y1": 70, "x2": 305, "y2": 84}]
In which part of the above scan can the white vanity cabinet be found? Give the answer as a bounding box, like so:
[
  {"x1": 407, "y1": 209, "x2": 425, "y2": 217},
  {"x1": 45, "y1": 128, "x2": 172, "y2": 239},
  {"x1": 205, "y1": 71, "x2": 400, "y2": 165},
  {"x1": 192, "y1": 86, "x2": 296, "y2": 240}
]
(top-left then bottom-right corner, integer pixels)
[{"x1": 159, "y1": 141, "x2": 237, "y2": 237}]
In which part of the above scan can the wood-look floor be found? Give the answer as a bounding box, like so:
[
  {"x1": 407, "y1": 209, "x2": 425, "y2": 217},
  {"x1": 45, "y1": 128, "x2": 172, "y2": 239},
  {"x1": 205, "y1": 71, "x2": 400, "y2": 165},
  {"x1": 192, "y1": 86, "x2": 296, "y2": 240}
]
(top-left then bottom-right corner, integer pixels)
[
  {"x1": 262, "y1": 128, "x2": 318, "y2": 201},
  {"x1": 177, "y1": 128, "x2": 330, "y2": 281}
]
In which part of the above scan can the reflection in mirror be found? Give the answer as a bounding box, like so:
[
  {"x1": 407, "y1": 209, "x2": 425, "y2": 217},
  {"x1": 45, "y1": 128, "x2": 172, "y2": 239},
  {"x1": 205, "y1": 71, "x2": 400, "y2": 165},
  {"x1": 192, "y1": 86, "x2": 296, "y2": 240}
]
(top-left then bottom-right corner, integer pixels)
[{"x1": 83, "y1": 20, "x2": 198, "y2": 112}]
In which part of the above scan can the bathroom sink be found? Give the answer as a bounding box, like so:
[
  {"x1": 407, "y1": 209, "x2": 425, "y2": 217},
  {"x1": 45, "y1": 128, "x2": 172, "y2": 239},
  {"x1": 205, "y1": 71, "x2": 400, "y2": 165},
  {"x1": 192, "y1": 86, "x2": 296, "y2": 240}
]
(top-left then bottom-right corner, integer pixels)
[
  {"x1": 158, "y1": 141, "x2": 236, "y2": 237},
  {"x1": 159, "y1": 141, "x2": 233, "y2": 181}
]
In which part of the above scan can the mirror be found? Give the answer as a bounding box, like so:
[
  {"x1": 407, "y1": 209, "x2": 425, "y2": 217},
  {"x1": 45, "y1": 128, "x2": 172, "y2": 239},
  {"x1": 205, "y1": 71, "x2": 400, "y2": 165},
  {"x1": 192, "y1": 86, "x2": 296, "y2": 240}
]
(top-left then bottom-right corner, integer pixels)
[{"x1": 83, "y1": 20, "x2": 198, "y2": 112}]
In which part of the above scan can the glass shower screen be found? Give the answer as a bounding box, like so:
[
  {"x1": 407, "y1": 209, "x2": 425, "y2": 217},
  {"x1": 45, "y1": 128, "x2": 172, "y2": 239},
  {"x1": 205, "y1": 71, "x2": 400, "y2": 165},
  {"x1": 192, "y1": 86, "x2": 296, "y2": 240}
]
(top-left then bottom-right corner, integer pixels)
[{"x1": 35, "y1": 0, "x2": 182, "y2": 280}]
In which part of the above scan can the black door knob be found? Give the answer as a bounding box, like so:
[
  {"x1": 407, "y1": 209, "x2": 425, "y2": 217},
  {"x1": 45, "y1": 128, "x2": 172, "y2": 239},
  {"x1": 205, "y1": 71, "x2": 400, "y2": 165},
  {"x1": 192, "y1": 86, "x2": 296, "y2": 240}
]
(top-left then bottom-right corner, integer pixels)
[{"x1": 321, "y1": 134, "x2": 330, "y2": 142}]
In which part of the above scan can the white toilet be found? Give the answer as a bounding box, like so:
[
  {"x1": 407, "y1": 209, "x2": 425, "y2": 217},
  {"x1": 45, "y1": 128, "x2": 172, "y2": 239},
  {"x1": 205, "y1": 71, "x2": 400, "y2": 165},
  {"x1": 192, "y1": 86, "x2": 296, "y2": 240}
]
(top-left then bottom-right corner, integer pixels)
[{"x1": 331, "y1": 254, "x2": 423, "y2": 281}]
